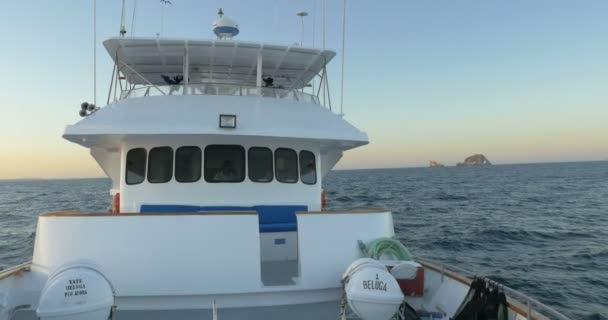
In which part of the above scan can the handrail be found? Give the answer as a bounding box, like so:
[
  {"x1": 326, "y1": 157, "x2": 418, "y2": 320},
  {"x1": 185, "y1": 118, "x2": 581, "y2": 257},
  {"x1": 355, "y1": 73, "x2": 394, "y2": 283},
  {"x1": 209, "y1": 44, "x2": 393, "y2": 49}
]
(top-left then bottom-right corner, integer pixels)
[
  {"x1": 119, "y1": 83, "x2": 321, "y2": 105},
  {"x1": 297, "y1": 208, "x2": 389, "y2": 214},
  {"x1": 40, "y1": 211, "x2": 257, "y2": 217},
  {"x1": 416, "y1": 257, "x2": 572, "y2": 320},
  {"x1": 0, "y1": 261, "x2": 31, "y2": 281},
  {"x1": 117, "y1": 61, "x2": 167, "y2": 96}
]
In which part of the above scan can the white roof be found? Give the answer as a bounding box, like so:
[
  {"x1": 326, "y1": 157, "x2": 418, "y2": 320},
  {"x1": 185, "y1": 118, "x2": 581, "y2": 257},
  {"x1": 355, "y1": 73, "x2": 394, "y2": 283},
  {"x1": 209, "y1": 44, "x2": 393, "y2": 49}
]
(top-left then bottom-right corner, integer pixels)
[
  {"x1": 64, "y1": 94, "x2": 368, "y2": 151},
  {"x1": 104, "y1": 37, "x2": 336, "y2": 89}
]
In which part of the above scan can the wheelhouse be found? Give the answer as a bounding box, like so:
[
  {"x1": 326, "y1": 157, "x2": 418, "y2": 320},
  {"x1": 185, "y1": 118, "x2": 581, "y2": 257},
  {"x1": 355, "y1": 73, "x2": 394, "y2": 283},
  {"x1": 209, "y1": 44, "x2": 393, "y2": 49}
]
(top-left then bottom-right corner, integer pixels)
[
  {"x1": 59, "y1": 37, "x2": 368, "y2": 288},
  {"x1": 65, "y1": 38, "x2": 368, "y2": 216},
  {"x1": 120, "y1": 140, "x2": 321, "y2": 213}
]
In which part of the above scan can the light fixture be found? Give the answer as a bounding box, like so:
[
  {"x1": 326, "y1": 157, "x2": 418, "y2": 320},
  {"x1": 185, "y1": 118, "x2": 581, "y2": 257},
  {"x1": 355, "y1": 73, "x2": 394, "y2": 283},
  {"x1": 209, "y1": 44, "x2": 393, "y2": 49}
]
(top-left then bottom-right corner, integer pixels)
[{"x1": 219, "y1": 114, "x2": 237, "y2": 128}]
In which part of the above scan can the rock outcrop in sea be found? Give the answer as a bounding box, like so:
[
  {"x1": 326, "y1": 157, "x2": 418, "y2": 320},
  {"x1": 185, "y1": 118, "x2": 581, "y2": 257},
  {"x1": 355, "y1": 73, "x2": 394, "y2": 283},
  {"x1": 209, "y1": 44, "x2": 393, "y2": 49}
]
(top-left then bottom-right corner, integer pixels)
[
  {"x1": 429, "y1": 161, "x2": 445, "y2": 168},
  {"x1": 457, "y1": 154, "x2": 491, "y2": 166}
]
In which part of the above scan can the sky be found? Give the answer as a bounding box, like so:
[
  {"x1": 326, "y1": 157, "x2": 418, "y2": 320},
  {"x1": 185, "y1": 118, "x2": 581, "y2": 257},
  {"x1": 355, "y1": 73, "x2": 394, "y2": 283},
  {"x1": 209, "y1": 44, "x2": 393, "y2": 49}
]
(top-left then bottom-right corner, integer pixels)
[{"x1": 0, "y1": 0, "x2": 607, "y2": 179}]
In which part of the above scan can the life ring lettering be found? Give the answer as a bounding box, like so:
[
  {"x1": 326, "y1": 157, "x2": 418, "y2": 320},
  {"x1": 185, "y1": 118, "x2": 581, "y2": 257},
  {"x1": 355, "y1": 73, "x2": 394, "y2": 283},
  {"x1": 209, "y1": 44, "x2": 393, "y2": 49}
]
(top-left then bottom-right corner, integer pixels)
[{"x1": 362, "y1": 274, "x2": 387, "y2": 292}]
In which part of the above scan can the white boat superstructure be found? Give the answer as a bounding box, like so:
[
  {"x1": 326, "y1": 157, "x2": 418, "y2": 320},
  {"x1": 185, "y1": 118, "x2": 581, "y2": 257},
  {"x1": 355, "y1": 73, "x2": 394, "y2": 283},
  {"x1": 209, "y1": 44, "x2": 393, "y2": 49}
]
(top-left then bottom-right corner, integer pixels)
[{"x1": 0, "y1": 7, "x2": 573, "y2": 320}]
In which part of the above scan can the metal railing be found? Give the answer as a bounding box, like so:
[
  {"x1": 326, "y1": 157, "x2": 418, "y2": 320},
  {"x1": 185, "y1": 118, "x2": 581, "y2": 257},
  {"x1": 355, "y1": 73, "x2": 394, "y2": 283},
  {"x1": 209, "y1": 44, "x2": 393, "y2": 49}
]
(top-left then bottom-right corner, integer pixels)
[
  {"x1": 0, "y1": 261, "x2": 31, "y2": 281},
  {"x1": 119, "y1": 83, "x2": 321, "y2": 105},
  {"x1": 416, "y1": 257, "x2": 572, "y2": 320}
]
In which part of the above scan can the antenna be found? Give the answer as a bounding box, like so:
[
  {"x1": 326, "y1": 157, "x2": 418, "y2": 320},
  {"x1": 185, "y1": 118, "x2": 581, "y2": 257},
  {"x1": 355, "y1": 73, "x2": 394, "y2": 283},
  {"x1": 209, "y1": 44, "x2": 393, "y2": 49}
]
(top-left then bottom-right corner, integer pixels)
[
  {"x1": 120, "y1": 0, "x2": 126, "y2": 36},
  {"x1": 340, "y1": 0, "x2": 346, "y2": 116},
  {"x1": 160, "y1": 0, "x2": 172, "y2": 37},
  {"x1": 312, "y1": 0, "x2": 316, "y2": 47},
  {"x1": 312, "y1": 0, "x2": 316, "y2": 94},
  {"x1": 131, "y1": 0, "x2": 138, "y2": 36},
  {"x1": 296, "y1": 11, "x2": 308, "y2": 46},
  {"x1": 321, "y1": 0, "x2": 326, "y2": 106},
  {"x1": 213, "y1": 9, "x2": 239, "y2": 40},
  {"x1": 322, "y1": 0, "x2": 326, "y2": 49},
  {"x1": 93, "y1": 0, "x2": 97, "y2": 106}
]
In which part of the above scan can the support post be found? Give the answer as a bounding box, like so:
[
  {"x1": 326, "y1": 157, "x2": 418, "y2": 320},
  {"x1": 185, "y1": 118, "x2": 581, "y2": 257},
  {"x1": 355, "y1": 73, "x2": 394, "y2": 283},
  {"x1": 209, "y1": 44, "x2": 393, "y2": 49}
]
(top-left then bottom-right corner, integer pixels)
[
  {"x1": 183, "y1": 41, "x2": 190, "y2": 95},
  {"x1": 107, "y1": 59, "x2": 117, "y2": 104},
  {"x1": 256, "y1": 52, "x2": 263, "y2": 88},
  {"x1": 184, "y1": 41, "x2": 189, "y2": 84}
]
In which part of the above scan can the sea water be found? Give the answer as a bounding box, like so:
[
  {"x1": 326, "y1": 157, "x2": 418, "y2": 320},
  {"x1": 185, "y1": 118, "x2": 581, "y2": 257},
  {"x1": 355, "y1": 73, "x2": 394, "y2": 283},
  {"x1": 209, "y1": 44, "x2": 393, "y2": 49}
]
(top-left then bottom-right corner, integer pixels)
[{"x1": 1, "y1": 161, "x2": 606, "y2": 319}]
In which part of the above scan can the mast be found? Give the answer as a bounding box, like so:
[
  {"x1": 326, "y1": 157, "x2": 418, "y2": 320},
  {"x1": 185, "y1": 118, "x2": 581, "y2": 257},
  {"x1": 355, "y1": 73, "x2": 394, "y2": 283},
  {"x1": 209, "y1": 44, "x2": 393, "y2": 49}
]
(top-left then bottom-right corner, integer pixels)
[
  {"x1": 120, "y1": 0, "x2": 126, "y2": 36},
  {"x1": 93, "y1": 0, "x2": 97, "y2": 105},
  {"x1": 296, "y1": 12, "x2": 308, "y2": 46},
  {"x1": 321, "y1": 0, "x2": 326, "y2": 106},
  {"x1": 340, "y1": 0, "x2": 346, "y2": 116},
  {"x1": 131, "y1": 0, "x2": 138, "y2": 36}
]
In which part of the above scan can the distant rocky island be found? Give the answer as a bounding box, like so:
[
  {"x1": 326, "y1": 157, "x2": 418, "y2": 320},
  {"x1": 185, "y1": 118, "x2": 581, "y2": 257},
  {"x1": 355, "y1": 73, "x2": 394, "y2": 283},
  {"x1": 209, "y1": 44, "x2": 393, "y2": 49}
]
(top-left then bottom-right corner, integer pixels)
[
  {"x1": 457, "y1": 154, "x2": 491, "y2": 166},
  {"x1": 429, "y1": 161, "x2": 445, "y2": 168}
]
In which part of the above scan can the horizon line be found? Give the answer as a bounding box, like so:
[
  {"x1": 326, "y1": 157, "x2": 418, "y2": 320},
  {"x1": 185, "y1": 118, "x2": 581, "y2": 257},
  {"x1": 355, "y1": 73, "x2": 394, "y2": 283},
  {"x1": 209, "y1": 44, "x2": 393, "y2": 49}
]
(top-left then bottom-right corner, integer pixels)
[{"x1": 1, "y1": 159, "x2": 605, "y2": 182}]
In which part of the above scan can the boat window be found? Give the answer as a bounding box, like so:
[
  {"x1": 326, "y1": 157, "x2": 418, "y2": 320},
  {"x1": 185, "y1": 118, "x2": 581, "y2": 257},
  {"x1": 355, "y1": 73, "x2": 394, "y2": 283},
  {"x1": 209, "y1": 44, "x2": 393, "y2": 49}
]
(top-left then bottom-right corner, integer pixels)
[
  {"x1": 248, "y1": 147, "x2": 273, "y2": 183},
  {"x1": 275, "y1": 148, "x2": 298, "y2": 183},
  {"x1": 175, "y1": 146, "x2": 202, "y2": 183},
  {"x1": 299, "y1": 151, "x2": 317, "y2": 185},
  {"x1": 205, "y1": 145, "x2": 245, "y2": 183},
  {"x1": 126, "y1": 148, "x2": 147, "y2": 185},
  {"x1": 148, "y1": 147, "x2": 174, "y2": 183}
]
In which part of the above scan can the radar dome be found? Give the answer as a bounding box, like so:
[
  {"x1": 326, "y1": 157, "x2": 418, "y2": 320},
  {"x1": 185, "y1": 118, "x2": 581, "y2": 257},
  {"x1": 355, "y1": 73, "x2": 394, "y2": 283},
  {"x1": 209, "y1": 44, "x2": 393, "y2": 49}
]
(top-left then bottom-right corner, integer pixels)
[{"x1": 213, "y1": 8, "x2": 239, "y2": 39}]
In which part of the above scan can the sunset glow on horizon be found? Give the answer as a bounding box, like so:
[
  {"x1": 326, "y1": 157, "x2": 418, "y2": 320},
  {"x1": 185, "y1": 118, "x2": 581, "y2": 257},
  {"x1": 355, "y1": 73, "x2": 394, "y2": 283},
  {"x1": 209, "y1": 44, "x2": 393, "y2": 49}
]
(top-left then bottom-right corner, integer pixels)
[{"x1": 1, "y1": 1, "x2": 607, "y2": 180}]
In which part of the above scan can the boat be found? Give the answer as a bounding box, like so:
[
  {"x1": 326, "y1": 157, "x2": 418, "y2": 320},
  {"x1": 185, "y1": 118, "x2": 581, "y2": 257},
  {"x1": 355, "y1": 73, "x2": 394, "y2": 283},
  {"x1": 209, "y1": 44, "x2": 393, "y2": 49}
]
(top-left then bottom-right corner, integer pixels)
[{"x1": 0, "y1": 5, "x2": 572, "y2": 320}]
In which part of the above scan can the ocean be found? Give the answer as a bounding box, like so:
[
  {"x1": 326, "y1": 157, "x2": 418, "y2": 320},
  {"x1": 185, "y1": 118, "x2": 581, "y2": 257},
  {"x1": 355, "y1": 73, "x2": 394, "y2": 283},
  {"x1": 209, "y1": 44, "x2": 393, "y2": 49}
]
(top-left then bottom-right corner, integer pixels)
[{"x1": 1, "y1": 161, "x2": 607, "y2": 319}]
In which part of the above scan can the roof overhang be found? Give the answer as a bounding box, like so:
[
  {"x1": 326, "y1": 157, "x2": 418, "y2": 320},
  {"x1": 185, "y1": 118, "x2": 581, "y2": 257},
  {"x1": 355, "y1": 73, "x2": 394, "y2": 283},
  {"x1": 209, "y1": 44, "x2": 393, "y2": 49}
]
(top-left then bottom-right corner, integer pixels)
[
  {"x1": 104, "y1": 37, "x2": 336, "y2": 89},
  {"x1": 63, "y1": 94, "x2": 368, "y2": 151}
]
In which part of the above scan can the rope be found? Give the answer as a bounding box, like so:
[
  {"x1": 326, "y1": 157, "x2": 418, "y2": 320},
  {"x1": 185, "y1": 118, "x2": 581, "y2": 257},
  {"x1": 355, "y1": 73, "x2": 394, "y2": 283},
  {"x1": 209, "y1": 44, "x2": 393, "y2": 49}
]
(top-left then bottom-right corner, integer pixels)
[{"x1": 358, "y1": 238, "x2": 412, "y2": 261}]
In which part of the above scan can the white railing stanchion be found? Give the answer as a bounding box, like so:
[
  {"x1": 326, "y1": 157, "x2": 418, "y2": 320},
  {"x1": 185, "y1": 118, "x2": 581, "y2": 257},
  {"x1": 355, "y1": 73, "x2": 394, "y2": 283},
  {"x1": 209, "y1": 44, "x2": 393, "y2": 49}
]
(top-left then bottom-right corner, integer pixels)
[{"x1": 118, "y1": 61, "x2": 167, "y2": 96}]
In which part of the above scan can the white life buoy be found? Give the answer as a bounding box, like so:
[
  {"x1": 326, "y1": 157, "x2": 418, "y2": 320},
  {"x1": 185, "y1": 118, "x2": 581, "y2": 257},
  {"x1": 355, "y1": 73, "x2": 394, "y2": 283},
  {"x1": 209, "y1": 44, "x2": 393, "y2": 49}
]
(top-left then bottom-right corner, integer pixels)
[
  {"x1": 37, "y1": 264, "x2": 114, "y2": 320},
  {"x1": 342, "y1": 258, "x2": 404, "y2": 320}
]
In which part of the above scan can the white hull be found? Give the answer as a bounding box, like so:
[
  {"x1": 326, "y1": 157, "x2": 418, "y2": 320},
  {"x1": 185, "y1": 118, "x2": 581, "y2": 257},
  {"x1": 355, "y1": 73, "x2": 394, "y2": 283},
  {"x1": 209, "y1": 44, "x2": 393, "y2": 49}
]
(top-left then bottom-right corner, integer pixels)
[{"x1": 1, "y1": 210, "x2": 396, "y2": 320}]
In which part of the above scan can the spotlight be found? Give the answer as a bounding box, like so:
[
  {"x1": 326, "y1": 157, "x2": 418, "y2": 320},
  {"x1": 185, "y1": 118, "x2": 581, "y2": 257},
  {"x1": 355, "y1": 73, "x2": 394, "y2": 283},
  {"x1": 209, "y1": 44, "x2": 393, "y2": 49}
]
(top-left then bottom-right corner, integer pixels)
[
  {"x1": 79, "y1": 110, "x2": 87, "y2": 117},
  {"x1": 87, "y1": 104, "x2": 96, "y2": 111},
  {"x1": 219, "y1": 114, "x2": 237, "y2": 128},
  {"x1": 81, "y1": 102, "x2": 89, "y2": 111}
]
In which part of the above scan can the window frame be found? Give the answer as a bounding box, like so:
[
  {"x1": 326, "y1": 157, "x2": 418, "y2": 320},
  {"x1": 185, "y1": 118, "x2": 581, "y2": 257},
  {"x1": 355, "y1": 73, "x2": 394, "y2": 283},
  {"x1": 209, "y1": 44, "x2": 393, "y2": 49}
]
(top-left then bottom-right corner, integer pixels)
[
  {"x1": 147, "y1": 146, "x2": 174, "y2": 184},
  {"x1": 274, "y1": 148, "x2": 299, "y2": 184},
  {"x1": 248, "y1": 147, "x2": 274, "y2": 183},
  {"x1": 175, "y1": 146, "x2": 202, "y2": 183},
  {"x1": 125, "y1": 148, "x2": 147, "y2": 185},
  {"x1": 204, "y1": 145, "x2": 246, "y2": 183},
  {"x1": 299, "y1": 150, "x2": 317, "y2": 185}
]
